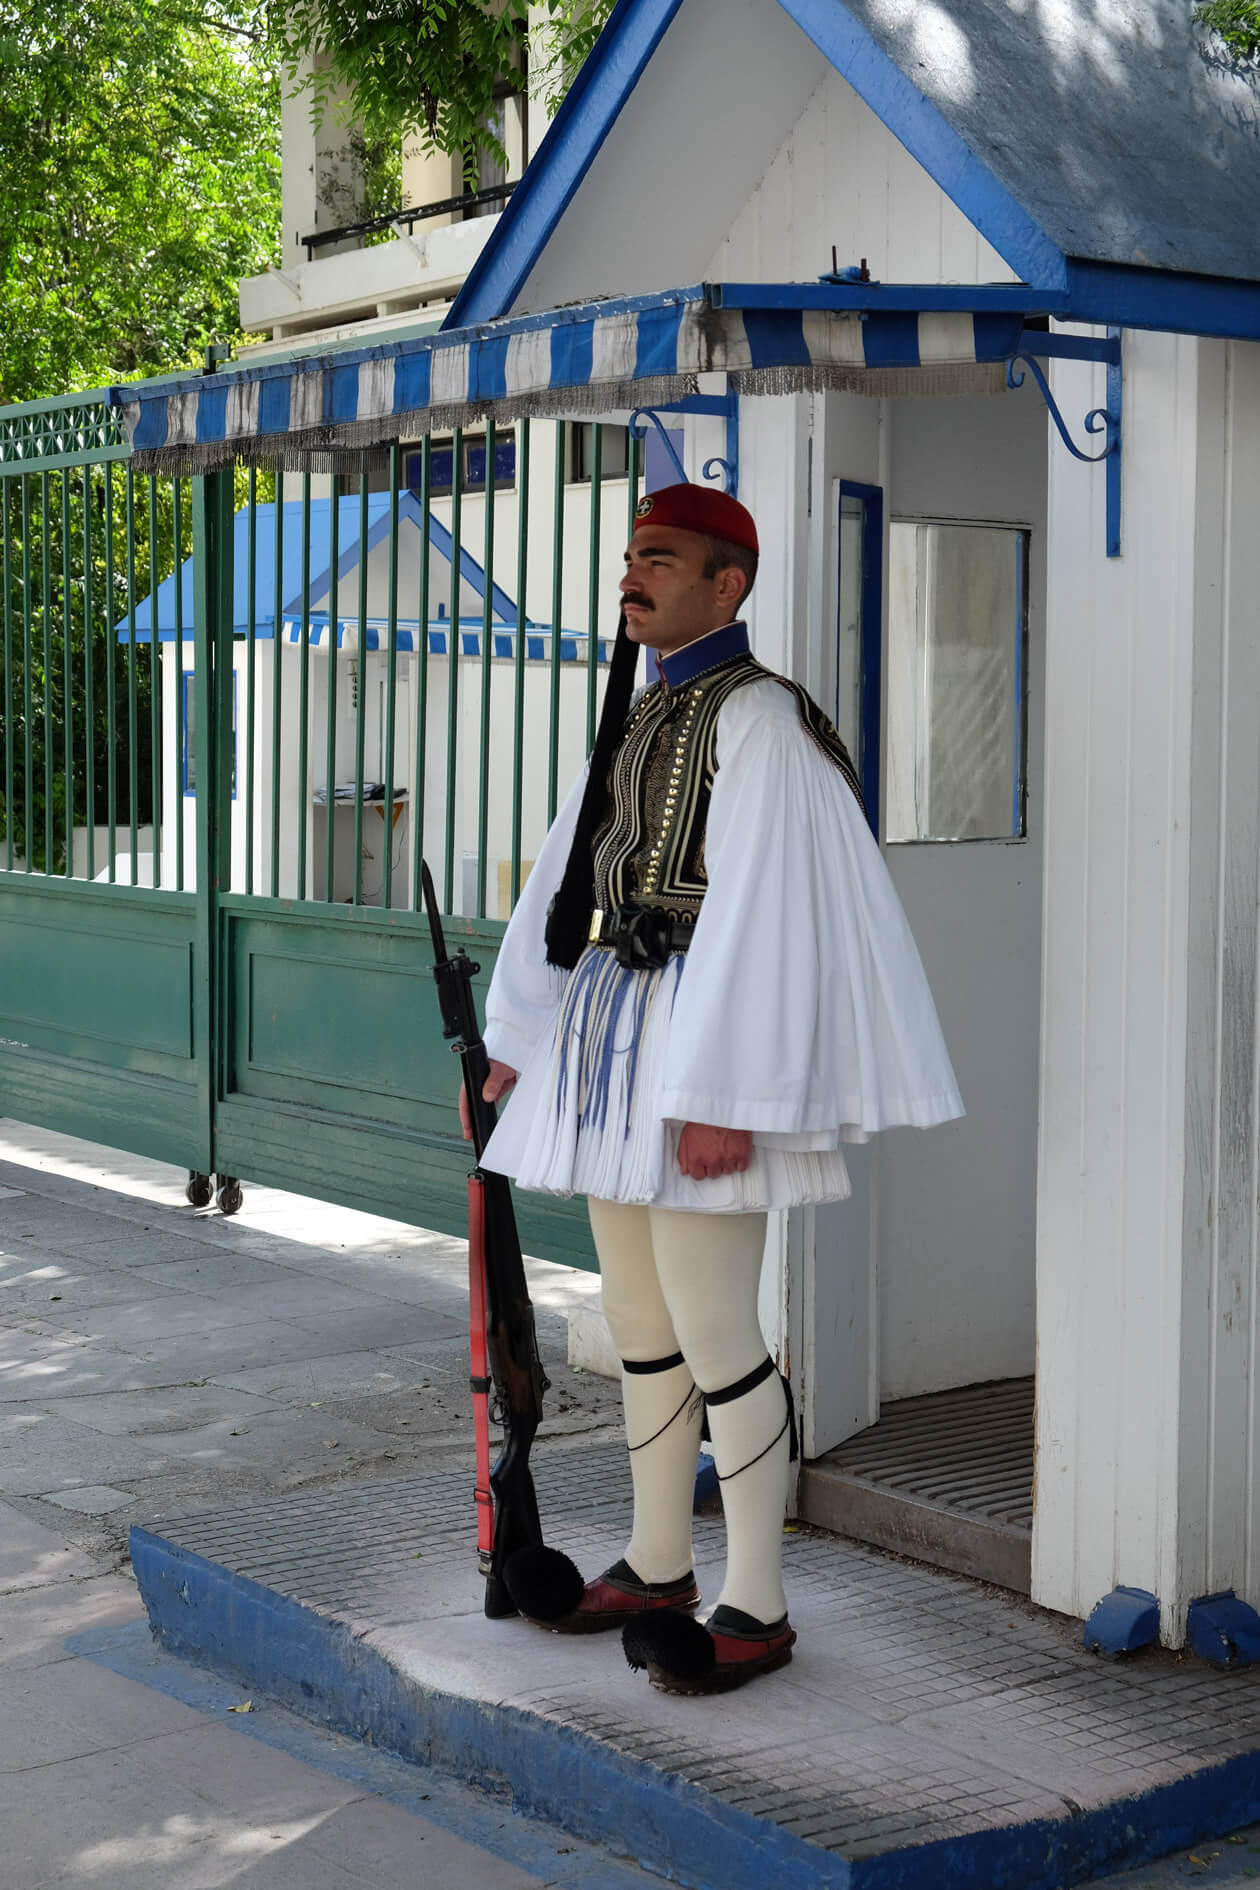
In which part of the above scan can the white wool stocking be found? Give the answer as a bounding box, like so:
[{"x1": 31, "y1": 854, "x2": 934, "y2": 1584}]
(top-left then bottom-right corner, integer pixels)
[
  {"x1": 620, "y1": 1355, "x2": 705, "y2": 1583},
  {"x1": 702, "y1": 1364, "x2": 792, "y2": 1625},
  {"x1": 589, "y1": 1196, "x2": 790, "y2": 1621},
  {"x1": 589, "y1": 1196, "x2": 703, "y2": 1584}
]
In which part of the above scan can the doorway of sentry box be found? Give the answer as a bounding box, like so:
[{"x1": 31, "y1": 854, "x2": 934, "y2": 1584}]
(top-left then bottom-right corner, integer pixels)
[{"x1": 799, "y1": 380, "x2": 1046, "y2": 1473}]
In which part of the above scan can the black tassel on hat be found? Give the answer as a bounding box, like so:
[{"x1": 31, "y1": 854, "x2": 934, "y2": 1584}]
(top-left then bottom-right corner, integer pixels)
[{"x1": 544, "y1": 610, "x2": 641, "y2": 969}]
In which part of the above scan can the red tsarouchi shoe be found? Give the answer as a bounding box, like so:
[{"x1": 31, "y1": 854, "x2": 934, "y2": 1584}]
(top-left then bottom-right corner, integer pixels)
[
  {"x1": 623, "y1": 1605, "x2": 796, "y2": 1693},
  {"x1": 503, "y1": 1547, "x2": 700, "y2": 1633}
]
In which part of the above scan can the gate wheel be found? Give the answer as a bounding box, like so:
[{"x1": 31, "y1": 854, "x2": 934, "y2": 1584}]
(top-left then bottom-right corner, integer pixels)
[
  {"x1": 186, "y1": 1172, "x2": 214, "y2": 1208},
  {"x1": 215, "y1": 1176, "x2": 244, "y2": 1216}
]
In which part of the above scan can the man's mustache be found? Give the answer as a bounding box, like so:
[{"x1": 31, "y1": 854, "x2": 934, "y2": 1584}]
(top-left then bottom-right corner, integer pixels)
[{"x1": 621, "y1": 593, "x2": 653, "y2": 611}]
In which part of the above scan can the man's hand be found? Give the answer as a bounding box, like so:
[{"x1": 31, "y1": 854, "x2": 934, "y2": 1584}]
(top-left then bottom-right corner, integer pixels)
[
  {"x1": 677, "y1": 1123, "x2": 753, "y2": 1180},
  {"x1": 460, "y1": 1058, "x2": 518, "y2": 1141}
]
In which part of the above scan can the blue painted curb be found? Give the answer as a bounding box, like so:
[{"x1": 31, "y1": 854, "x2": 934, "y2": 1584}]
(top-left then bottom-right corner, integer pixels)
[{"x1": 130, "y1": 1522, "x2": 1260, "y2": 1890}]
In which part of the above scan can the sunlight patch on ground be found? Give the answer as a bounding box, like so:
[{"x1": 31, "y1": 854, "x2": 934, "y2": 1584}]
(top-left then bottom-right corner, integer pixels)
[{"x1": 70, "y1": 1809, "x2": 335, "y2": 1883}]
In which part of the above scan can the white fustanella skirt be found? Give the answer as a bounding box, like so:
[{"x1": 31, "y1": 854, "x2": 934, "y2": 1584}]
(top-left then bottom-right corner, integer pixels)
[{"x1": 480, "y1": 945, "x2": 851, "y2": 1213}]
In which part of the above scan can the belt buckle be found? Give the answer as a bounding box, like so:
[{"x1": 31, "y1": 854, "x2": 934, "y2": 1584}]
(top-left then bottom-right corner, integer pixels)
[{"x1": 588, "y1": 908, "x2": 605, "y2": 945}]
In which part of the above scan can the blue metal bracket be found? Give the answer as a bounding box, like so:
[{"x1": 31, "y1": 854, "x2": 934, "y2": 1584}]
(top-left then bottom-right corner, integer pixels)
[
  {"x1": 1083, "y1": 1586, "x2": 1160, "y2": 1659},
  {"x1": 1008, "y1": 327, "x2": 1122, "y2": 557},
  {"x1": 1187, "y1": 1591, "x2": 1260, "y2": 1669},
  {"x1": 1015, "y1": 329, "x2": 1121, "y2": 366},
  {"x1": 630, "y1": 395, "x2": 740, "y2": 497},
  {"x1": 629, "y1": 407, "x2": 686, "y2": 483}
]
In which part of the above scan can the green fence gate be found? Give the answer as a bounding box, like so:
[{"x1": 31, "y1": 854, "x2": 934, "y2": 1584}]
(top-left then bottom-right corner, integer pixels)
[{"x1": 0, "y1": 386, "x2": 643, "y2": 1267}]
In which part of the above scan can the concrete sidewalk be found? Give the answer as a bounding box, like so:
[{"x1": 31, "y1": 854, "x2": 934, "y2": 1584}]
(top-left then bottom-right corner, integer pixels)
[
  {"x1": 0, "y1": 1497, "x2": 657, "y2": 1890},
  {"x1": 0, "y1": 1119, "x2": 620, "y2": 1560},
  {"x1": 8, "y1": 1125, "x2": 1260, "y2": 1890}
]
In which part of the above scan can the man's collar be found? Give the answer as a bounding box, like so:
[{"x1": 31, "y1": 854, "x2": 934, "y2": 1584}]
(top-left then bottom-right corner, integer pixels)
[{"x1": 655, "y1": 621, "x2": 750, "y2": 690}]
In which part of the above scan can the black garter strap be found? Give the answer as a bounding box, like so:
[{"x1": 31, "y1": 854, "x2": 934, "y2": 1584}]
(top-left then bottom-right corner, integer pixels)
[
  {"x1": 621, "y1": 1352, "x2": 700, "y2": 1455},
  {"x1": 623, "y1": 1351, "x2": 686, "y2": 1375},
  {"x1": 705, "y1": 1355, "x2": 776, "y2": 1407},
  {"x1": 707, "y1": 1357, "x2": 800, "y2": 1479}
]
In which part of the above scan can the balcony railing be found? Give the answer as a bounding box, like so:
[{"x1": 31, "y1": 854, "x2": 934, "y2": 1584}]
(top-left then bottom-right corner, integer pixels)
[{"x1": 301, "y1": 181, "x2": 519, "y2": 262}]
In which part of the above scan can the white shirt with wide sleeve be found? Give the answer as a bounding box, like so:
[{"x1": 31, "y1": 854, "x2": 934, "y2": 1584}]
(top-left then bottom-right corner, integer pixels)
[{"x1": 479, "y1": 676, "x2": 961, "y2": 1211}]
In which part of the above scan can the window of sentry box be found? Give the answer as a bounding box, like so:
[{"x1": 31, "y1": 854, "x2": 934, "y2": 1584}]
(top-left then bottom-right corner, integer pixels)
[{"x1": 884, "y1": 521, "x2": 1029, "y2": 845}]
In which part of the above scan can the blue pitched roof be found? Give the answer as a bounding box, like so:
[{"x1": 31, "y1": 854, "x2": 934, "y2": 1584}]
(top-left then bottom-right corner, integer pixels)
[
  {"x1": 116, "y1": 492, "x2": 517, "y2": 640},
  {"x1": 809, "y1": 0, "x2": 1260, "y2": 285},
  {"x1": 449, "y1": 0, "x2": 1260, "y2": 335}
]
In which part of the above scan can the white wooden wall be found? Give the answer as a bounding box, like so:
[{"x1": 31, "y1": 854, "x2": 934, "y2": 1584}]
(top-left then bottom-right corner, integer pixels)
[
  {"x1": 705, "y1": 66, "x2": 1017, "y2": 289},
  {"x1": 1180, "y1": 341, "x2": 1260, "y2": 1622},
  {"x1": 1034, "y1": 333, "x2": 1260, "y2": 1641}
]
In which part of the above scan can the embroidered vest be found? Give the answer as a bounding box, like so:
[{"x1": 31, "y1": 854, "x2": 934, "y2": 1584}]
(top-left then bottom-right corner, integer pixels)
[{"x1": 590, "y1": 650, "x2": 862, "y2": 927}]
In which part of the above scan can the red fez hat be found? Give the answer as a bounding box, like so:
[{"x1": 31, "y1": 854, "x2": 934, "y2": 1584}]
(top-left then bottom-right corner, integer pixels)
[{"x1": 632, "y1": 482, "x2": 758, "y2": 555}]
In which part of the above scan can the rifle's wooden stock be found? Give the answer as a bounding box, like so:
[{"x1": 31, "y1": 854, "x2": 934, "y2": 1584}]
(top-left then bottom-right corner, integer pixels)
[{"x1": 420, "y1": 861, "x2": 548, "y2": 1617}]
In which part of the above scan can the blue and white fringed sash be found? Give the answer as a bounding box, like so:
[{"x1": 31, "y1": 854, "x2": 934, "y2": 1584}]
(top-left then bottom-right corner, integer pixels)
[
  {"x1": 555, "y1": 947, "x2": 685, "y2": 1139},
  {"x1": 110, "y1": 288, "x2": 1025, "y2": 477}
]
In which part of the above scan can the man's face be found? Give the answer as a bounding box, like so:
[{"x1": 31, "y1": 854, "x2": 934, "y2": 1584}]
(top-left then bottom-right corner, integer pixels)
[{"x1": 619, "y1": 525, "x2": 742, "y2": 654}]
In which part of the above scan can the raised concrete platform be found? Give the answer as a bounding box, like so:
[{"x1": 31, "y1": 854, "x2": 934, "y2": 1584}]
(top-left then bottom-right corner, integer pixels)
[{"x1": 132, "y1": 1443, "x2": 1260, "y2": 1890}]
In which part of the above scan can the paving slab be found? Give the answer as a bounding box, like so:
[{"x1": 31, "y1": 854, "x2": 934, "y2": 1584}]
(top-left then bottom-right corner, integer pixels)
[
  {"x1": 39, "y1": 1291, "x2": 278, "y2": 1345},
  {"x1": 69, "y1": 1318, "x2": 377, "y2": 1384},
  {"x1": 0, "y1": 1329, "x2": 106, "y2": 1401},
  {"x1": 192, "y1": 1278, "x2": 412, "y2": 1324},
  {"x1": 127, "y1": 1251, "x2": 318, "y2": 1295},
  {"x1": 0, "y1": 1502, "x2": 97, "y2": 1589},
  {"x1": 280, "y1": 1301, "x2": 466, "y2": 1351},
  {"x1": 35, "y1": 1383, "x2": 285, "y2": 1438},
  {"x1": 132, "y1": 1442, "x2": 1260, "y2": 1890},
  {"x1": 0, "y1": 1573, "x2": 144, "y2": 1673},
  {"x1": 208, "y1": 1344, "x2": 461, "y2": 1403},
  {"x1": 31, "y1": 1229, "x2": 232, "y2": 1266},
  {"x1": 0, "y1": 1410, "x2": 176, "y2": 1496},
  {"x1": 0, "y1": 1263, "x2": 188, "y2": 1320},
  {"x1": 0, "y1": 1336, "x2": 238, "y2": 1401},
  {"x1": 39, "y1": 1484, "x2": 139, "y2": 1515},
  {"x1": 148, "y1": 1405, "x2": 406, "y2": 1471}
]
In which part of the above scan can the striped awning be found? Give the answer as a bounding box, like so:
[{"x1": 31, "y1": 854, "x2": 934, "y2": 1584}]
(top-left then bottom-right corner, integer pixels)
[{"x1": 111, "y1": 286, "x2": 1025, "y2": 476}]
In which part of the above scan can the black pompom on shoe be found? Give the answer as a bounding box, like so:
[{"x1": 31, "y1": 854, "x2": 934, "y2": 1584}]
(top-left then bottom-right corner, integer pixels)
[
  {"x1": 502, "y1": 1545, "x2": 586, "y2": 1623},
  {"x1": 624, "y1": 1611, "x2": 716, "y2": 1684},
  {"x1": 623, "y1": 1607, "x2": 796, "y2": 1694}
]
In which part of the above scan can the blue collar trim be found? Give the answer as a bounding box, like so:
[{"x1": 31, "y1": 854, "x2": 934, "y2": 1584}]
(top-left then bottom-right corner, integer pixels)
[{"x1": 656, "y1": 621, "x2": 750, "y2": 689}]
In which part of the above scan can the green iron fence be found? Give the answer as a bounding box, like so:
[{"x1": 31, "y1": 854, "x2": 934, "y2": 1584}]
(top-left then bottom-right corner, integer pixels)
[{"x1": 0, "y1": 384, "x2": 641, "y2": 1264}]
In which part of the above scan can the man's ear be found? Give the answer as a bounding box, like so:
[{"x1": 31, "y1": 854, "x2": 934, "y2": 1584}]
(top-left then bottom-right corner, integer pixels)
[{"x1": 715, "y1": 564, "x2": 747, "y2": 609}]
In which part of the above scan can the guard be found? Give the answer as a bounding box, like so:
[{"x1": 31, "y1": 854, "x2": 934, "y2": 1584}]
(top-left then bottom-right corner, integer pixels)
[{"x1": 460, "y1": 482, "x2": 962, "y2": 1694}]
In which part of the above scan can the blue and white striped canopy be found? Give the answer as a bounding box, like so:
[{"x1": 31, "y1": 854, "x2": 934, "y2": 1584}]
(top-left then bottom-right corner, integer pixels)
[{"x1": 112, "y1": 286, "x2": 1024, "y2": 476}]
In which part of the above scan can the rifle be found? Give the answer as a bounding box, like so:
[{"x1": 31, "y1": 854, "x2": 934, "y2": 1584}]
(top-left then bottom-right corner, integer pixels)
[{"x1": 421, "y1": 862, "x2": 549, "y2": 1618}]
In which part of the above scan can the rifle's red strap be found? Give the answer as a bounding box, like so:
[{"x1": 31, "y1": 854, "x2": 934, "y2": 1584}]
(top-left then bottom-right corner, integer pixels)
[{"x1": 467, "y1": 1173, "x2": 495, "y2": 1560}]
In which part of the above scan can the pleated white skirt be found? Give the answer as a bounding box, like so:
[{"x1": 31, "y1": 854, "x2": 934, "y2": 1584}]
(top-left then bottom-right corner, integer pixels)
[{"x1": 480, "y1": 946, "x2": 851, "y2": 1213}]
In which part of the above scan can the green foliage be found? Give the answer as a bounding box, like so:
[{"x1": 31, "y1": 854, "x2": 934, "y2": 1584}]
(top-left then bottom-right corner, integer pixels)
[
  {"x1": 0, "y1": 0, "x2": 280, "y2": 405},
  {"x1": 0, "y1": 468, "x2": 169, "y2": 872},
  {"x1": 1195, "y1": 0, "x2": 1260, "y2": 61},
  {"x1": 271, "y1": 0, "x2": 615, "y2": 178},
  {"x1": 0, "y1": 463, "x2": 273, "y2": 874},
  {"x1": 272, "y1": 0, "x2": 527, "y2": 176},
  {"x1": 528, "y1": 1, "x2": 615, "y2": 117}
]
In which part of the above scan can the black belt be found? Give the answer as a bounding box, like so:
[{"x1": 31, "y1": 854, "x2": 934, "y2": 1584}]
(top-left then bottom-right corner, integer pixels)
[{"x1": 588, "y1": 904, "x2": 695, "y2": 970}]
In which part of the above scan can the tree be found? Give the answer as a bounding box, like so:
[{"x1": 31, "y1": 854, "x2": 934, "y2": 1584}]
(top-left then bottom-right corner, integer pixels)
[
  {"x1": 0, "y1": 0, "x2": 280, "y2": 865},
  {"x1": 0, "y1": 0, "x2": 280, "y2": 405},
  {"x1": 271, "y1": 0, "x2": 614, "y2": 180},
  {"x1": 1195, "y1": 0, "x2": 1260, "y2": 61}
]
